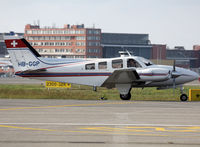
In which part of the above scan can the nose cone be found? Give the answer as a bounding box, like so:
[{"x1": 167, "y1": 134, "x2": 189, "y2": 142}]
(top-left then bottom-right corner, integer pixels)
[
  {"x1": 182, "y1": 69, "x2": 199, "y2": 83},
  {"x1": 191, "y1": 71, "x2": 199, "y2": 81}
]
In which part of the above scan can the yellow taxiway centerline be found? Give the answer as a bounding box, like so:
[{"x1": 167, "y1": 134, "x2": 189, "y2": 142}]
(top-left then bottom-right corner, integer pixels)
[
  {"x1": 1, "y1": 124, "x2": 200, "y2": 138},
  {"x1": 0, "y1": 101, "x2": 135, "y2": 111},
  {"x1": 0, "y1": 124, "x2": 169, "y2": 137}
]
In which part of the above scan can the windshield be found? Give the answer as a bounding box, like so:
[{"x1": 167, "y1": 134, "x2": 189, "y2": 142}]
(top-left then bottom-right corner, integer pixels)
[{"x1": 138, "y1": 57, "x2": 154, "y2": 66}]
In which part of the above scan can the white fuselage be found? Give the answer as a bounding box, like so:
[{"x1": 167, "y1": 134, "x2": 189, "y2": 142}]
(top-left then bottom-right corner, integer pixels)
[{"x1": 16, "y1": 56, "x2": 199, "y2": 88}]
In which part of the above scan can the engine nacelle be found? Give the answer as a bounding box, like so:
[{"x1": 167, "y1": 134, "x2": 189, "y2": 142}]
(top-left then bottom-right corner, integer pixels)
[{"x1": 137, "y1": 68, "x2": 170, "y2": 81}]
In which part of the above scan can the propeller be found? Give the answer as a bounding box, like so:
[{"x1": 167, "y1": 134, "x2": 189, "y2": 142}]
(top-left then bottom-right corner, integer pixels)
[
  {"x1": 171, "y1": 60, "x2": 184, "y2": 95},
  {"x1": 172, "y1": 60, "x2": 176, "y2": 95}
]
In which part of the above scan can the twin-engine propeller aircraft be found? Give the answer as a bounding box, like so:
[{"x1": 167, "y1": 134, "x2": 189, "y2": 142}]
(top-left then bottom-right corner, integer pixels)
[{"x1": 4, "y1": 37, "x2": 199, "y2": 101}]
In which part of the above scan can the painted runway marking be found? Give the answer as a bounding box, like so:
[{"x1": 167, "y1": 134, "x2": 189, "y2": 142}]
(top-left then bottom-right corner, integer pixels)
[
  {"x1": 0, "y1": 123, "x2": 200, "y2": 127},
  {"x1": 0, "y1": 101, "x2": 135, "y2": 111},
  {"x1": 0, "y1": 123, "x2": 200, "y2": 138},
  {"x1": 0, "y1": 124, "x2": 169, "y2": 137},
  {"x1": 81, "y1": 126, "x2": 200, "y2": 133}
]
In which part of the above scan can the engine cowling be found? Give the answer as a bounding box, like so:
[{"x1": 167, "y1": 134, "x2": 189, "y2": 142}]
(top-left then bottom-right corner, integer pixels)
[{"x1": 138, "y1": 68, "x2": 170, "y2": 81}]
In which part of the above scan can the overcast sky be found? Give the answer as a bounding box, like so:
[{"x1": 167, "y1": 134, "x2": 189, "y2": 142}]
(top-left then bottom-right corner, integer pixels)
[{"x1": 0, "y1": 0, "x2": 200, "y2": 49}]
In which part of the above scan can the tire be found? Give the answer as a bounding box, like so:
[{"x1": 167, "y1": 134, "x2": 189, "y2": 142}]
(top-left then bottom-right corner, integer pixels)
[
  {"x1": 120, "y1": 93, "x2": 131, "y2": 100},
  {"x1": 180, "y1": 94, "x2": 188, "y2": 101}
]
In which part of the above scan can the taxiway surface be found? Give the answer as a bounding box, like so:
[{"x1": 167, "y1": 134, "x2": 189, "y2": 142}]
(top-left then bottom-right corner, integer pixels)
[{"x1": 0, "y1": 99, "x2": 200, "y2": 147}]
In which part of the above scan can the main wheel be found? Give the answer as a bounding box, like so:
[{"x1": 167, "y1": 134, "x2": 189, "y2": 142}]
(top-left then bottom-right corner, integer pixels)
[
  {"x1": 120, "y1": 93, "x2": 131, "y2": 100},
  {"x1": 180, "y1": 94, "x2": 188, "y2": 101}
]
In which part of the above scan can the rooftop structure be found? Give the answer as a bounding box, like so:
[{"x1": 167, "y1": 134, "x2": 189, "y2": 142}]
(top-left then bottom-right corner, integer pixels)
[{"x1": 101, "y1": 33, "x2": 150, "y2": 45}]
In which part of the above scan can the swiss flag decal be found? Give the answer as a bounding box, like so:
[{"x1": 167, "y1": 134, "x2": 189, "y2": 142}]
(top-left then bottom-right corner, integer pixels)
[{"x1": 5, "y1": 39, "x2": 27, "y2": 48}]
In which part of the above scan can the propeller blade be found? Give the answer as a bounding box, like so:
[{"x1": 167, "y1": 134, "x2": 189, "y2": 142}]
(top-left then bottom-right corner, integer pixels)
[
  {"x1": 173, "y1": 77, "x2": 176, "y2": 95},
  {"x1": 173, "y1": 60, "x2": 176, "y2": 72}
]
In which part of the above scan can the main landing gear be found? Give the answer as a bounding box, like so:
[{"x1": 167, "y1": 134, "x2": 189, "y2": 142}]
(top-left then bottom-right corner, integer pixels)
[
  {"x1": 116, "y1": 84, "x2": 132, "y2": 101},
  {"x1": 120, "y1": 92, "x2": 131, "y2": 100}
]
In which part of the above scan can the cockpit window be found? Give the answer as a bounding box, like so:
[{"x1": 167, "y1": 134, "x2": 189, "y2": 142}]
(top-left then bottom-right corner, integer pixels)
[
  {"x1": 127, "y1": 59, "x2": 141, "y2": 68},
  {"x1": 138, "y1": 57, "x2": 154, "y2": 66}
]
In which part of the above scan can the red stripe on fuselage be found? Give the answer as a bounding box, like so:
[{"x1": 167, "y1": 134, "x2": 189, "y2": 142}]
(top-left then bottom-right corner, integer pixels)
[{"x1": 19, "y1": 74, "x2": 111, "y2": 77}]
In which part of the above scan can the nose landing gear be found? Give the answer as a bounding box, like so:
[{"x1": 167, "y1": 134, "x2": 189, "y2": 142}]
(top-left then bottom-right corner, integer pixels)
[{"x1": 180, "y1": 86, "x2": 188, "y2": 101}]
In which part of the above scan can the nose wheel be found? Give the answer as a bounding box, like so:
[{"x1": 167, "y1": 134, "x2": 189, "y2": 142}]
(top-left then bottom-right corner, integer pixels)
[{"x1": 180, "y1": 94, "x2": 188, "y2": 101}]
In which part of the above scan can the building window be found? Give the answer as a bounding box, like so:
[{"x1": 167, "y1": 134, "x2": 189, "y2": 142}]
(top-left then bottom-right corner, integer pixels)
[
  {"x1": 85, "y1": 63, "x2": 95, "y2": 70},
  {"x1": 70, "y1": 30, "x2": 75, "y2": 34},
  {"x1": 98, "y1": 62, "x2": 107, "y2": 69},
  {"x1": 112, "y1": 59, "x2": 123, "y2": 69},
  {"x1": 65, "y1": 36, "x2": 71, "y2": 40},
  {"x1": 75, "y1": 30, "x2": 80, "y2": 34},
  {"x1": 88, "y1": 42, "x2": 100, "y2": 46},
  {"x1": 87, "y1": 36, "x2": 100, "y2": 40},
  {"x1": 26, "y1": 30, "x2": 32, "y2": 34},
  {"x1": 50, "y1": 36, "x2": 54, "y2": 40},
  {"x1": 55, "y1": 36, "x2": 60, "y2": 40},
  {"x1": 76, "y1": 42, "x2": 85, "y2": 46},
  {"x1": 76, "y1": 36, "x2": 85, "y2": 40},
  {"x1": 28, "y1": 37, "x2": 34, "y2": 40},
  {"x1": 75, "y1": 55, "x2": 84, "y2": 58},
  {"x1": 88, "y1": 49, "x2": 100, "y2": 53},
  {"x1": 66, "y1": 49, "x2": 72, "y2": 53},
  {"x1": 80, "y1": 30, "x2": 85, "y2": 34},
  {"x1": 38, "y1": 49, "x2": 43, "y2": 52},
  {"x1": 45, "y1": 36, "x2": 50, "y2": 40},
  {"x1": 64, "y1": 30, "x2": 69, "y2": 34},
  {"x1": 61, "y1": 36, "x2": 65, "y2": 40},
  {"x1": 88, "y1": 30, "x2": 92, "y2": 34},
  {"x1": 76, "y1": 49, "x2": 85, "y2": 53}
]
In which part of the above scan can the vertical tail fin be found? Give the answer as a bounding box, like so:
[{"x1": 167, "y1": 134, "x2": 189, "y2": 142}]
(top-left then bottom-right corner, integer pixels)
[{"x1": 4, "y1": 37, "x2": 43, "y2": 72}]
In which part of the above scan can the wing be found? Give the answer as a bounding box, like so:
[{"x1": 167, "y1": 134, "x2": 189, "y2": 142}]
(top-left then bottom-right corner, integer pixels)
[{"x1": 101, "y1": 69, "x2": 140, "y2": 89}]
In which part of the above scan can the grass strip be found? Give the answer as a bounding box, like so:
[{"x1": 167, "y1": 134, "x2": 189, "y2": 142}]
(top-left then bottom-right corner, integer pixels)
[{"x1": 0, "y1": 84, "x2": 199, "y2": 101}]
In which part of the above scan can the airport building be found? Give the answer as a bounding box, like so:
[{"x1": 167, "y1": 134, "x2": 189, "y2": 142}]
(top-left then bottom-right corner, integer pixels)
[
  {"x1": 166, "y1": 48, "x2": 200, "y2": 69},
  {"x1": 24, "y1": 24, "x2": 167, "y2": 60},
  {"x1": 101, "y1": 33, "x2": 152, "y2": 59},
  {"x1": 101, "y1": 33, "x2": 166, "y2": 62},
  {"x1": 24, "y1": 24, "x2": 102, "y2": 58}
]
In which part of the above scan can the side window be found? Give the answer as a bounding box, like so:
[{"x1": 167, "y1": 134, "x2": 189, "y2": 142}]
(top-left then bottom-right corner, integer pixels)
[
  {"x1": 98, "y1": 62, "x2": 107, "y2": 69},
  {"x1": 127, "y1": 59, "x2": 141, "y2": 68},
  {"x1": 85, "y1": 63, "x2": 95, "y2": 70},
  {"x1": 112, "y1": 59, "x2": 123, "y2": 69}
]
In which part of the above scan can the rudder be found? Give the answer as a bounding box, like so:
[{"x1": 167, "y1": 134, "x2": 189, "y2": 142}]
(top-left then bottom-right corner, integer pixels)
[{"x1": 4, "y1": 37, "x2": 43, "y2": 72}]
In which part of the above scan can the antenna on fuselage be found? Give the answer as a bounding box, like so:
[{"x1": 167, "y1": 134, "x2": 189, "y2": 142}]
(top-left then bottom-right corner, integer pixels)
[{"x1": 119, "y1": 50, "x2": 132, "y2": 57}]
